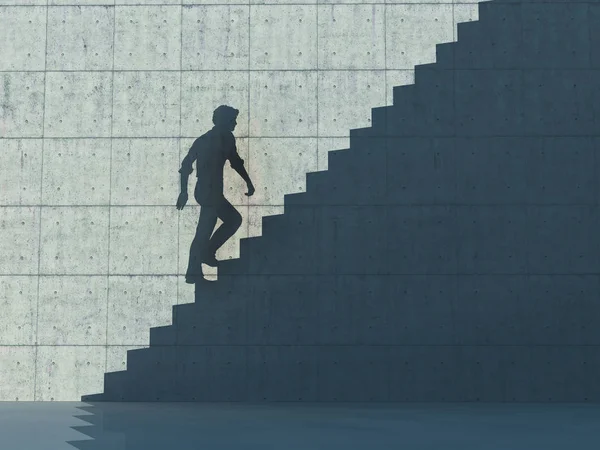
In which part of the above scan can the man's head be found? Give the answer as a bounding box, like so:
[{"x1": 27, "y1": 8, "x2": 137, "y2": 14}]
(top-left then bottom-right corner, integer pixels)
[{"x1": 212, "y1": 105, "x2": 239, "y2": 132}]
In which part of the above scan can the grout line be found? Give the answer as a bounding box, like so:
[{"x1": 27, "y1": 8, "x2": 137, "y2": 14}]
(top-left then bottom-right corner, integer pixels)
[
  {"x1": 2, "y1": 202, "x2": 600, "y2": 208},
  {"x1": 316, "y1": 4, "x2": 319, "y2": 170},
  {"x1": 104, "y1": 0, "x2": 117, "y2": 374},
  {"x1": 0, "y1": 2, "x2": 487, "y2": 7},
  {"x1": 2, "y1": 68, "x2": 503, "y2": 73},
  {"x1": 32, "y1": 0, "x2": 50, "y2": 403},
  {"x1": 177, "y1": 4, "x2": 183, "y2": 304},
  {"x1": 5, "y1": 272, "x2": 600, "y2": 277},
  {"x1": 244, "y1": 0, "x2": 252, "y2": 390},
  {"x1": 247, "y1": 2, "x2": 251, "y2": 257},
  {"x1": 6, "y1": 132, "x2": 600, "y2": 141}
]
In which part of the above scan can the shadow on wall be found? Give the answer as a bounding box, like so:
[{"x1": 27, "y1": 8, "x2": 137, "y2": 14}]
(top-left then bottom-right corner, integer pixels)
[
  {"x1": 71, "y1": 0, "x2": 600, "y2": 434},
  {"x1": 176, "y1": 104, "x2": 255, "y2": 284}
]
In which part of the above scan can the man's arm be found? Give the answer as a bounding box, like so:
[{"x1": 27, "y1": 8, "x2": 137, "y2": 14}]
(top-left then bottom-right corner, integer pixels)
[
  {"x1": 176, "y1": 142, "x2": 198, "y2": 209},
  {"x1": 227, "y1": 135, "x2": 255, "y2": 195},
  {"x1": 231, "y1": 158, "x2": 251, "y2": 185},
  {"x1": 179, "y1": 169, "x2": 190, "y2": 194},
  {"x1": 179, "y1": 141, "x2": 199, "y2": 193}
]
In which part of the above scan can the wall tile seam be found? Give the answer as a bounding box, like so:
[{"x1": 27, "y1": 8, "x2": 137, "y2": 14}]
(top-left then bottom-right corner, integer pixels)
[
  {"x1": 31, "y1": 0, "x2": 49, "y2": 403},
  {"x1": 102, "y1": 0, "x2": 118, "y2": 375}
]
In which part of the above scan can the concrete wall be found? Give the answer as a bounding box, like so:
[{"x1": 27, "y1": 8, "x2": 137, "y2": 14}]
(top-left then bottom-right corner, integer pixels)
[{"x1": 0, "y1": 0, "x2": 482, "y2": 401}]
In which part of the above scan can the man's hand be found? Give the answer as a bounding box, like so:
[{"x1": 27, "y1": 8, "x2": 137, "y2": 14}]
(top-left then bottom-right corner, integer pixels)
[
  {"x1": 245, "y1": 182, "x2": 255, "y2": 197},
  {"x1": 176, "y1": 192, "x2": 188, "y2": 210}
]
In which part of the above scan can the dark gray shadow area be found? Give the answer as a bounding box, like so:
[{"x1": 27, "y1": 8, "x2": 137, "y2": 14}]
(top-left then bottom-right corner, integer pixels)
[{"x1": 79, "y1": 0, "x2": 600, "y2": 407}]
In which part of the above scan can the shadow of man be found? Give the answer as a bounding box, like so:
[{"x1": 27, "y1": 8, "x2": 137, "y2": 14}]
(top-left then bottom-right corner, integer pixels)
[{"x1": 176, "y1": 105, "x2": 255, "y2": 284}]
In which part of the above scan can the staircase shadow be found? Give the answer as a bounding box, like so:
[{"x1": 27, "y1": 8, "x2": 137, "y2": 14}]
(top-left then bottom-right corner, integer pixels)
[{"x1": 80, "y1": 0, "x2": 600, "y2": 407}]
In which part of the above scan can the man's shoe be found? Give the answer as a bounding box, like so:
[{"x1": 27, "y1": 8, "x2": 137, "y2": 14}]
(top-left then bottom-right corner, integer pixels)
[{"x1": 202, "y1": 252, "x2": 219, "y2": 267}]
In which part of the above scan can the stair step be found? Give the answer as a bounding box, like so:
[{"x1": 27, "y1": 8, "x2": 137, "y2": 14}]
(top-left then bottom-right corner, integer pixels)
[
  {"x1": 371, "y1": 106, "x2": 390, "y2": 131},
  {"x1": 261, "y1": 213, "x2": 286, "y2": 235},
  {"x1": 392, "y1": 84, "x2": 415, "y2": 106},
  {"x1": 327, "y1": 148, "x2": 350, "y2": 169},
  {"x1": 239, "y1": 235, "x2": 264, "y2": 259},
  {"x1": 217, "y1": 254, "x2": 248, "y2": 275},
  {"x1": 101, "y1": 371, "x2": 129, "y2": 401},
  {"x1": 435, "y1": 42, "x2": 455, "y2": 67},
  {"x1": 457, "y1": 19, "x2": 481, "y2": 42},
  {"x1": 284, "y1": 191, "x2": 312, "y2": 206},
  {"x1": 149, "y1": 324, "x2": 177, "y2": 345},
  {"x1": 414, "y1": 62, "x2": 438, "y2": 72}
]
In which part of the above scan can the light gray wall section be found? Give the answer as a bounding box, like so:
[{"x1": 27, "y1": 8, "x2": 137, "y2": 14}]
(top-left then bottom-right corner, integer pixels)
[{"x1": 0, "y1": 0, "x2": 481, "y2": 401}]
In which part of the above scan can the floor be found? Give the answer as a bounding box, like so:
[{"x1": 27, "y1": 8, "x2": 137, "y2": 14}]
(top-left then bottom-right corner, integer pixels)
[{"x1": 1, "y1": 402, "x2": 599, "y2": 450}]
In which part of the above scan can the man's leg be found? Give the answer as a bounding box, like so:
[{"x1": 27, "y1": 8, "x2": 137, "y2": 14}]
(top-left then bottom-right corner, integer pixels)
[
  {"x1": 186, "y1": 203, "x2": 218, "y2": 282},
  {"x1": 205, "y1": 197, "x2": 243, "y2": 262}
]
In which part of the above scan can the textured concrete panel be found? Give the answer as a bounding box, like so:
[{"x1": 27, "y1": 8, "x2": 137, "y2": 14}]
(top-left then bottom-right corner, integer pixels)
[
  {"x1": 454, "y1": 275, "x2": 533, "y2": 346},
  {"x1": 111, "y1": 139, "x2": 179, "y2": 206},
  {"x1": 44, "y1": 72, "x2": 113, "y2": 138},
  {"x1": 386, "y1": 137, "x2": 458, "y2": 204},
  {"x1": 250, "y1": 6, "x2": 317, "y2": 70},
  {"x1": 0, "y1": 207, "x2": 40, "y2": 275},
  {"x1": 453, "y1": 137, "x2": 537, "y2": 204},
  {"x1": 247, "y1": 205, "x2": 283, "y2": 239},
  {"x1": 181, "y1": 72, "x2": 249, "y2": 138},
  {"x1": 317, "y1": 206, "x2": 388, "y2": 275},
  {"x1": 317, "y1": 70, "x2": 385, "y2": 137},
  {"x1": 247, "y1": 138, "x2": 317, "y2": 206},
  {"x1": 109, "y1": 207, "x2": 177, "y2": 274},
  {"x1": 105, "y1": 344, "x2": 146, "y2": 373},
  {"x1": 522, "y1": 3, "x2": 590, "y2": 69},
  {"x1": 246, "y1": 346, "x2": 319, "y2": 401},
  {"x1": 0, "y1": 72, "x2": 45, "y2": 138},
  {"x1": 114, "y1": 5, "x2": 181, "y2": 71},
  {"x1": 112, "y1": 71, "x2": 181, "y2": 137},
  {"x1": 182, "y1": 5, "x2": 249, "y2": 71},
  {"x1": 317, "y1": 346, "x2": 390, "y2": 401},
  {"x1": 0, "y1": 276, "x2": 37, "y2": 346},
  {"x1": 106, "y1": 276, "x2": 176, "y2": 346},
  {"x1": 385, "y1": 70, "x2": 414, "y2": 106},
  {"x1": 37, "y1": 276, "x2": 107, "y2": 346},
  {"x1": 317, "y1": 137, "x2": 348, "y2": 170},
  {"x1": 46, "y1": 6, "x2": 115, "y2": 71},
  {"x1": 249, "y1": 71, "x2": 317, "y2": 137},
  {"x1": 529, "y1": 275, "x2": 600, "y2": 346},
  {"x1": 0, "y1": 6, "x2": 46, "y2": 71},
  {"x1": 386, "y1": 206, "x2": 458, "y2": 274},
  {"x1": 454, "y1": 69, "x2": 524, "y2": 136},
  {"x1": 317, "y1": 5, "x2": 385, "y2": 70},
  {"x1": 386, "y1": 4, "x2": 454, "y2": 69},
  {"x1": 42, "y1": 139, "x2": 112, "y2": 205},
  {"x1": 34, "y1": 345, "x2": 106, "y2": 401},
  {"x1": 0, "y1": 346, "x2": 36, "y2": 401},
  {"x1": 387, "y1": 275, "x2": 456, "y2": 345},
  {"x1": 529, "y1": 137, "x2": 595, "y2": 204},
  {"x1": 0, "y1": 139, "x2": 43, "y2": 206},
  {"x1": 455, "y1": 206, "x2": 529, "y2": 274},
  {"x1": 527, "y1": 206, "x2": 600, "y2": 274},
  {"x1": 39, "y1": 207, "x2": 109, "y2": 275}
]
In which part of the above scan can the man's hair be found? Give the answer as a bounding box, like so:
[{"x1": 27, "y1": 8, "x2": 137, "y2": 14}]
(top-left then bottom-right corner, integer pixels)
[{"x1": 212, "y1": 105, "x2": 239, "y2": 126}]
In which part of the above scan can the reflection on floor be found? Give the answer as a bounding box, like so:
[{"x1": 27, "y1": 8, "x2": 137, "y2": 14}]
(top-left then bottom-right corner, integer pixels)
[{"x1": 1, "y1": 402, "x2": 600, "y2": 450}]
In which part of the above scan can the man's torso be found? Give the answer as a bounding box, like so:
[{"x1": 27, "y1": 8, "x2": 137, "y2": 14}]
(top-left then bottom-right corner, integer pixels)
[{"x1": 194, "y1": 127, "x2": 235, "y2": 199}]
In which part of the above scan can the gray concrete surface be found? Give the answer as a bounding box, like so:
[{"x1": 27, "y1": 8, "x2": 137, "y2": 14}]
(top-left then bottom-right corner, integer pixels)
[
  {"x1": 1, "y1": 402, "x2": 600, "y2": 450},
  {"x1": 0, "y1": 1, "x2": 483, "y2": 400}
]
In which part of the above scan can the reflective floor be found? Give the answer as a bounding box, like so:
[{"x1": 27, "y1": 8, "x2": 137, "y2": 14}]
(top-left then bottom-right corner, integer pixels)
[{"x1": 1, "y1": 402, "x2": 600, "y2": 450}]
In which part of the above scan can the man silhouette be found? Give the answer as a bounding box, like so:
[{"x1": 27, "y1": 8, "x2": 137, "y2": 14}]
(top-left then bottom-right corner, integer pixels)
[{"x1": 176, "y1": 105, "x2": 255, "y2": 283}]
